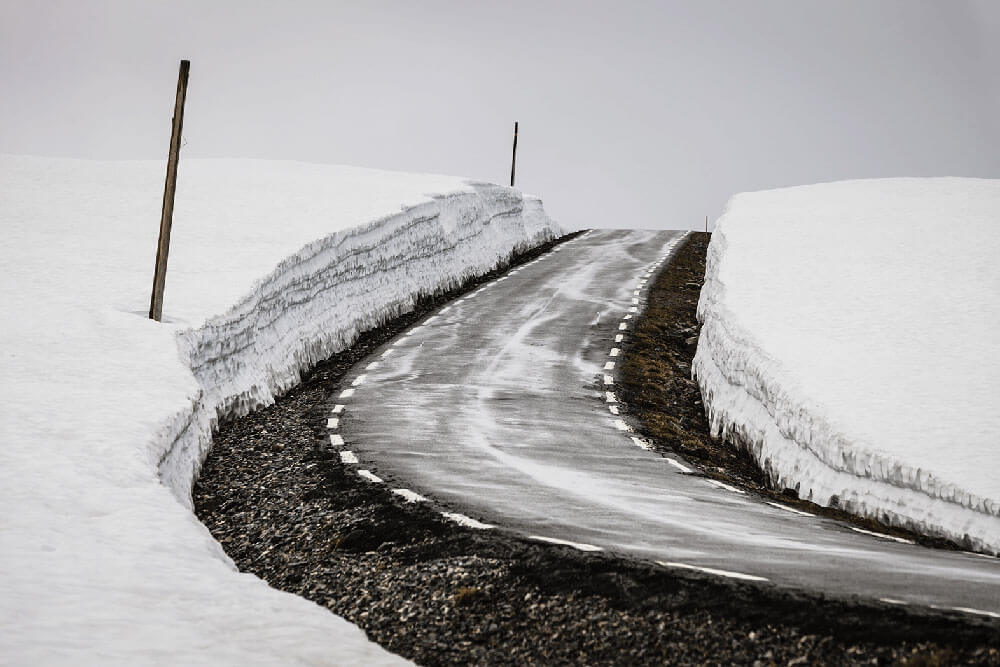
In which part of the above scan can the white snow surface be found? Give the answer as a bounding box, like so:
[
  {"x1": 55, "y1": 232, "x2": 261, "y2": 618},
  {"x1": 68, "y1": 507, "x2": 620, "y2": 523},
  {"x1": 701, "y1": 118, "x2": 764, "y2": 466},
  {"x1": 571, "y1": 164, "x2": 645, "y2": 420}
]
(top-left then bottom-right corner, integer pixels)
[
  {"x1": 694, "y1": 178, "x2": 1000, "y2": 554},
  {"x1": 0, "y1": 155, "x2": 560, "y2": 664}
]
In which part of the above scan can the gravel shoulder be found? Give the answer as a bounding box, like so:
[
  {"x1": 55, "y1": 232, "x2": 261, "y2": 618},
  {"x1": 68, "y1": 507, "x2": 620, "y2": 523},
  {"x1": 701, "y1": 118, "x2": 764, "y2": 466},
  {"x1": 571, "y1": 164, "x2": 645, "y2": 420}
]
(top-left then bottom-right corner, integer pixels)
[{"x1": 194, "y1": 232, "x2": 1000, "y2": 665}]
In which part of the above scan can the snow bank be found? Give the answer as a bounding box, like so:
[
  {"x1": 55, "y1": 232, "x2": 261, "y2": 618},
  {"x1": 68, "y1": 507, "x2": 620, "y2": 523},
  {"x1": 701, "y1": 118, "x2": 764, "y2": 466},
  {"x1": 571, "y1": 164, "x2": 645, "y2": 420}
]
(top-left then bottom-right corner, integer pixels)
[
  {"x1": 0, "y1": 155, "x2": 559, "y2": 664},
  {"x1": 694, "y1": 178, "x2": 1000, "y2": 554}
]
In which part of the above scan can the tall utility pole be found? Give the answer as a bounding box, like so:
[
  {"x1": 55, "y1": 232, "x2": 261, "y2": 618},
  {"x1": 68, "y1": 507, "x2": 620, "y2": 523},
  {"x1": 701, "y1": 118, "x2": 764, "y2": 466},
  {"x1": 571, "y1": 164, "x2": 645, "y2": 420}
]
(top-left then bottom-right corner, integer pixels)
[
  {"x1": 149, "y1": 59, "x2": 190, "y2": 321},
  {"x1": 510, "y1": 121, "x2": 518, "y2": 187}
]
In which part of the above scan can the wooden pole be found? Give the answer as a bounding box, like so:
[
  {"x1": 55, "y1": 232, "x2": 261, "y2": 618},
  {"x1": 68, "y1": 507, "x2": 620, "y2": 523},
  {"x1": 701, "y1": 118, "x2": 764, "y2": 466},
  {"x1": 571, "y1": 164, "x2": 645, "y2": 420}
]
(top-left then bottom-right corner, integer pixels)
[
  {"x1": 149, "y1": 59, "x2": 190, "y2": 321},
  {"x1": 510, "y1": 121, "x2": 518, "y2": 187}
]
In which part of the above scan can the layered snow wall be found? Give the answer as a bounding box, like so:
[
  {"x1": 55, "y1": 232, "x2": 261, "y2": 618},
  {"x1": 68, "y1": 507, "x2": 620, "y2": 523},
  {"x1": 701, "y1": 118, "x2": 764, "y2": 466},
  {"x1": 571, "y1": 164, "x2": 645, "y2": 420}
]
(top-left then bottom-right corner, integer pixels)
[
  {"x1": 694, "y1": 178, "x2": 1000, "y2": 554},
  {"x1": 0, "y1": 155, "x2": 560, "y2": 664}
]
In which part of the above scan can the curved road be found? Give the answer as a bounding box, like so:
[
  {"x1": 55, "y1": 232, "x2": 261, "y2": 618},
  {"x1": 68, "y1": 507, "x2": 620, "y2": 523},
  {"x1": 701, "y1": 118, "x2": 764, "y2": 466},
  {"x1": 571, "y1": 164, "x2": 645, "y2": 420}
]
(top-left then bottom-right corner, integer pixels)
[{"x1": 332, "y1": 229, "x2": 1000, "y2": 617}]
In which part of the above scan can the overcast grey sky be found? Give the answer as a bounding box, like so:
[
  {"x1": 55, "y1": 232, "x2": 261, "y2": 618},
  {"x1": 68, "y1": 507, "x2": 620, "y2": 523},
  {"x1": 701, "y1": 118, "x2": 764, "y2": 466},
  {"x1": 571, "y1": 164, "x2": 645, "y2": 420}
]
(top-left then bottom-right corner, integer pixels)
[{"x1": 2, "y1": 1, "x2": 998, "y2": 230}]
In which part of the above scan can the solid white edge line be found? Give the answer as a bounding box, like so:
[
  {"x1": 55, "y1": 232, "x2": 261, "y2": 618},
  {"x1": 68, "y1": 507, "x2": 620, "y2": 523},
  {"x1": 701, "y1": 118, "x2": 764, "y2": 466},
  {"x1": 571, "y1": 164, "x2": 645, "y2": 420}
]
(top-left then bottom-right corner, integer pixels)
[
  {"x1": 944, "y1": 606, "x2": 1000, "y2": 619},
  {"x1": 357, "y1": 469, "x2": 383, "y2": 483},
  {"x1": 766, "y1": 501, "x2": 815, "y2": 517},
  {"x1": 529, "y1": 535, "x2": 603, "y2": 552},
  {"x1": 332, "y1": 404, "x2": 345, "y2": 414},
  {"x1": 849, "y1": 526, "x2": 916, "y2": 545},
  {"x1": 329, "y1": 434, "x2": 344, "y2": 447},
  {"x1": 339, "y1": 451, "x2": 358, "y2": 464},
  {"x1": 657, "y1": 561, "x2": 769, "y2": 582},
  {"x1": 392, "y1": 488, "x2": 428, "y2": 503},
  {"x1": 880, "y1": 598, "x2": 908, "y2": 605},
  {"x1": 441, "y1": 512, "x2": 495, "y2": 529}
]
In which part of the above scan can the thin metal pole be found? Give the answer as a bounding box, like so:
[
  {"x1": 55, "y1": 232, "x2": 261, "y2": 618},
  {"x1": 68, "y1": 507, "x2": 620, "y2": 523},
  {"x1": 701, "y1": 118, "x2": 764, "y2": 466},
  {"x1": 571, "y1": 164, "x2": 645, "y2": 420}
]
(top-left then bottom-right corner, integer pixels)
[
  {"x1": 149, "y1": 59, "x2": 190, "y2": 321},
  {"x1": 510, "y1": 121, "x2": 518, "y2": 187}
]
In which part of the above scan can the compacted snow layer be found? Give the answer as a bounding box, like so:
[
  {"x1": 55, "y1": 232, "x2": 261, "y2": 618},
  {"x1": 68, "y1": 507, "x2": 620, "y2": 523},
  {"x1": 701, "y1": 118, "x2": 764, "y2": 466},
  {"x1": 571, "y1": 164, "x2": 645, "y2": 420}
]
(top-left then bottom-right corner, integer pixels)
[
  {"x1": 0, "y1": 155, "x2": 559, "y2": 664},
  {"x1": 694, "y1": 178, "x2": 1000, "y2": 554}
]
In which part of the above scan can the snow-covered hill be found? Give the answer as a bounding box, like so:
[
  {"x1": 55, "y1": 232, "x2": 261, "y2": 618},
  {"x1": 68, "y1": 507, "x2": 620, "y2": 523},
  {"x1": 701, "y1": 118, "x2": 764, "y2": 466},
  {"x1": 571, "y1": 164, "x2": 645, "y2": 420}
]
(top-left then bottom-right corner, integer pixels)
[
  {"x1": 694, "y1": 178, "x2": 1000, "y2": 554},
  {"x1": 0, "y1": 155, "x2": 560, "y2": 664}
]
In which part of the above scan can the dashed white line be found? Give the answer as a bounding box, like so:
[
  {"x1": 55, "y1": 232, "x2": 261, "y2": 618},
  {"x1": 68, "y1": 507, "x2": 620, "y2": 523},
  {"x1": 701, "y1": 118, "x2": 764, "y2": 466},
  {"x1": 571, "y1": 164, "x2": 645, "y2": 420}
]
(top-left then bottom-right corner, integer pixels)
[
  {"x1": 657, "y1": 561, "x2": 769, "y2": 582},
  {"x1": 880, "y1": 598, "x2": 908, "y2": 606},
  {"x1": 441, "y1": 512, "x2": 495, "y2": 529},
  {"x1": 366, "y1": 361, "x2": 379, "y2": 371},
  {"x1": 603, "y1": 374, "x2": 614, "y2": 385},
  {"x1": 615, "y1": 334, "x2": 624, "y2": 342},
  {"x1": 849, "y1": 527, "x2": 916, "y2": 544},
  {"x1": 605, "y1": 391, "x2": 618, "y2": 403},
  {"x1": 351, "y1": 374, "x2": 367, "y2": 387},
  {"x1": 604, "y1": 361, "x2": 615, "y2": 370},
  {"x1": 664, "y1": 457, "x2": 693, "y2": 474},
  {"x1": 440, "y1": 305, "x2": 451, "y2": 313},
  {"x1": 623, "y1": 314, "x2": 632, "y2": 320},
  {"x1": 633, "y1": 290, "x2": 641, "y2": 296},
  {"x1": 766, "y1": 502, "x2": 815, "y2": 517},
  {"x1": 609, "y1": 348, "x2": 620, "y2": 356},
  {"x1": 329, "y1": 434, "x2": 344, "y2": 447},
  {"x1": 392, "y1": 488, "x2": 428, "y2": 503},
  {"x1": 705, "y1": 479, "x2": 745, "y2": 494},
  {"x1": 631, "y1": 298, "x2": 639, "y2": 305},
  {"x1": 357, "y1": 469, "x2": 383, "y2": 483},
  {"x1": 331, "y1": 404, "x2": 345, "y2": 414},
  {"x1": 618, "y1": 323, "x2": 628, "y2": 330},
  {"x1": 944, "y1": 606, "x2": 1000, "y2": 619},
  {"x1": 529, "y1": 535, "x2": 604, "y2": 552},
  {"x1": 613, "y1": 419, "x2": 630, "y2": 432},
  {"x1": 339, "y1": 451, "x2": 358, "y2": 464},
  {"x1": 326, "y1": 417, "x2": 339, "y2": 429},
  {"x1": 381, "y1": 348, "x2": 395, "y2": 358},
  {"x1": 338, "y1": 388, "x2": 355, "y2": 399},
  {"x1": 631, "y1": 436, "x2": 653, "y2": 451},
  {"x1": 629, "y1": 306, "x2": 638, "y2": 313},
  {"x1": 609, "y1": 405, "x2": 620, "y2": 415}
]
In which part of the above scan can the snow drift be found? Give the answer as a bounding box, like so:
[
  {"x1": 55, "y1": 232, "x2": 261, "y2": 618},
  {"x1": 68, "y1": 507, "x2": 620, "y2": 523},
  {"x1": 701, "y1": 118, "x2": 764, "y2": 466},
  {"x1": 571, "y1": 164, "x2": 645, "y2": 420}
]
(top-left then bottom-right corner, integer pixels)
[
  {"x1": 694, "y1": 178, "x2": 1000, "y2": 555},
  {"x1": 0, "y1": 155, "x2": 560, "y2": 664}
]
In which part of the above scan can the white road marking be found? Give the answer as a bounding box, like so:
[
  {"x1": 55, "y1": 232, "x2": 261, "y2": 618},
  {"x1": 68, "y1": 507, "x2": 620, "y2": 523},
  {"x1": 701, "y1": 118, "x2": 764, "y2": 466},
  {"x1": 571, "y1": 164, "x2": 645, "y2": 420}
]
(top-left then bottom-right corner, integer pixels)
[
  {"x1": 332, "y1": 404, "x2": 345, "y2": 414},
  {"x1": 426, "y1": 315, "x2": 439, "y2": 323},
  {"x1": 357, "y1": 469, "x2": 383, "y2": 483},
  {"x1": 351, "y1": 374, "x2": 367, "y2": 387},
  {"x1": 945, "y1": 606, "x2": 1000, "y2": 619},
  {"x1": 339, "y1": 451, "x2": 358, "y2": 464},
  {"x1": 619, "y1": 323, "x2": 628, "y2": 330},
  {"x1": 631, "y1": 436, "x2": 653, "y2": 451},
  {"x1": 339, "y1": 388, "x2": 355, "y2": 399},
  {"x1": 381, "y1": 348, "x2": 395, "y2": 358},
  {"x1": 705, "y1": 479, "x2": 745, "y2": 494},
  {"x1": 326, "y1": 418, "x2": 339, "y2": 429},
  {"x1": 623, "y1": 314, "x2": 632, "y2": 320},
  {"x1": 609, "y1": 405, "x2": 620, "y2": 415},
  {"x1": 880, "y1": 598, "x2": 908, "y2": 605},
  {"x1": 633, "y1": 290, "x2": 641, "y2": 296},
  {"x1": 850, "y1": 527, "x2": 916, "y2": 545},
  {"x1": 440, "y1": 306, "x2": 451, "y2": 313},
  {"x1": 609, "y1": 348, "x2": 620, "y2": 356},
  {"x1": 605, "y1": 391, "x2": 618, "y2": 403},
  {"x1": 766, "y1": 502, "x2": 815, "y2": 517},
  {"x1": 365, "y1": 362, "x2": 379, "y2": 371},
  {"x1": 615, "y1": 334, "x2": 624, "y2": 342},
  {"x1": 329, "y1": 434, "x2": 344, "y2": 447},
  {"x1": 664, "y1": 457, "x2": 693, "y2": 474},
  {"x1": 630, "y1": 306, "x2": 638, "y2": 313},
  {"x1": 603, "y1": 375, "x2": 614, "y2": 386},
  {"x1": 962, "y1": 551, "x2": 997, "y2": 560},
  {"x1": 392, "y1": 488, "x2": 428, "y2": 503},
  {"x1": 657, "y1": 561, "x2": 769, "y2": 582},
  {"x1": 613, "y1": 419, "x2": 630, "y2": 432},
  {"x1": 442, "y1": 512, "x2": 495, "y2": 529},
  {"x1": 631, "y1": 298, "x2": 640, "y2": 305},
  {"x1": 604, "y1": 361, "x2": 615, "y2": 370},
  {"x1": 529, "y1": 535, "x2": 603, "y2": 552}
]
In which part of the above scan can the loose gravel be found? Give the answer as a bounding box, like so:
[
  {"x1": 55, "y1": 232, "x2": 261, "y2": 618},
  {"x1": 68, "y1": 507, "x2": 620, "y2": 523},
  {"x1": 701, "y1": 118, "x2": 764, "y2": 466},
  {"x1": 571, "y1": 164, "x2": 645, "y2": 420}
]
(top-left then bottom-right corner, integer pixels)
[{"x1": 194, "y1": 232, "x2": 1000, "y2": 665}]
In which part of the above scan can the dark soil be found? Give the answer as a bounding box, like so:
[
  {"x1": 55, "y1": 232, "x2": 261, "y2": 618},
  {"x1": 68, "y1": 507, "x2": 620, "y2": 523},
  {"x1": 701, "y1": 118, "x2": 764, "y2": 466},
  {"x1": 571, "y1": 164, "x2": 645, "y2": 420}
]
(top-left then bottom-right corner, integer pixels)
[
  {"x1": 615, "y1": 232, "x2": 975, "y2": 550},
  {"x1": 194, "y1": 231, "x2": 1000, "y2": 665}
]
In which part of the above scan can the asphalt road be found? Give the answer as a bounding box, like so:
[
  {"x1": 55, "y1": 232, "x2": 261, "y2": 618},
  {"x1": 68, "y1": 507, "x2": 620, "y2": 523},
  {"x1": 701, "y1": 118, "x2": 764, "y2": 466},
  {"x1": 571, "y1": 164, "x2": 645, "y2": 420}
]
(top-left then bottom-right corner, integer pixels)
[{"x1": 333, "y1": 229, "x2": 1000, "y2": 618}]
